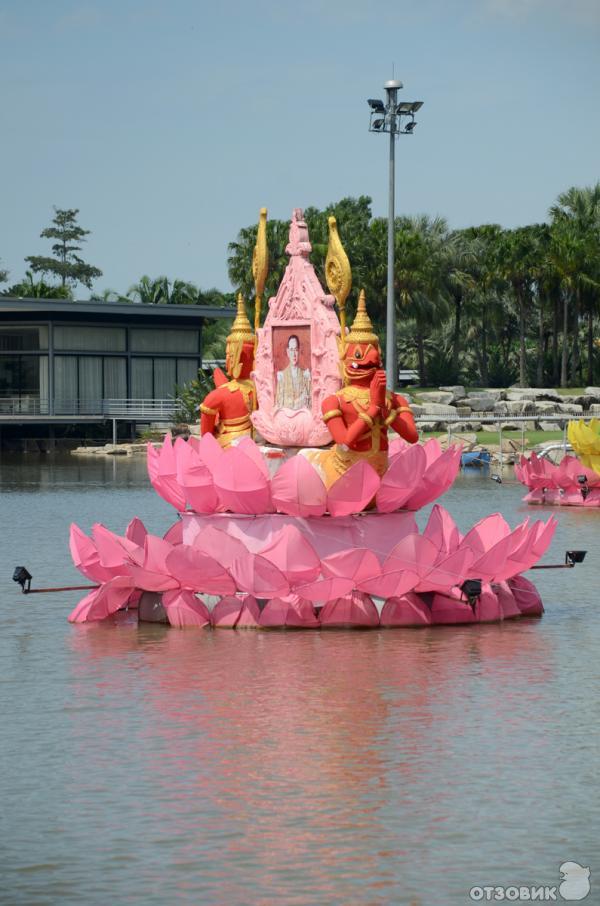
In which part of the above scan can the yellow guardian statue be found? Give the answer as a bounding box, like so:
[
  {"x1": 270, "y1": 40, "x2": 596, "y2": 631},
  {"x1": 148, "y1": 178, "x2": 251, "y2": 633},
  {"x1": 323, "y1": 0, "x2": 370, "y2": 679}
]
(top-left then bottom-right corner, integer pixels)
[
  {"x1": 567, "y1": 418, "x2": 600, "y2": 475},
  {"x1": 199, "y1": 294, "x2": 257, "y2": 447}
]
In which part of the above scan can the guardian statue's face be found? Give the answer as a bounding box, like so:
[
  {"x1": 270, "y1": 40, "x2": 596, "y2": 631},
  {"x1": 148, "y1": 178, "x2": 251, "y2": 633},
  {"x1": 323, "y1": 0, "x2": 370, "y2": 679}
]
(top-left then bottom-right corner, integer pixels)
[{"x1": 344, "y1": 342, "x2": 381, "y2": 384}]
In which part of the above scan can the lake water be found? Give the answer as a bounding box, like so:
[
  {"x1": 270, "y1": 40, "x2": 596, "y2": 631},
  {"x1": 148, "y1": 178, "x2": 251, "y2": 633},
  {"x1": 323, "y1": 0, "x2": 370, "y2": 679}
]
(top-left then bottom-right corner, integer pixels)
[{"x1": 1, "y1": 454, "x2": 598, "y2": 905}]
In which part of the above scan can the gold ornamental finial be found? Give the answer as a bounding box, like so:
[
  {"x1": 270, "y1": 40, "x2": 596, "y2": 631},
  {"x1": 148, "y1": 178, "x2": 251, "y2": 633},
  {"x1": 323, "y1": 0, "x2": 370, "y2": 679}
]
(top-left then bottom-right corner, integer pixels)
[
  {"x1": 325, "y1": 215, "x2": 352, "y2": 346},
  {"x1": 252, "y1": 207, "x2": 268, "y2": 333},
  {"x1": 227, "y1": 293, "x2": 254, "y2": 380},
  {"x1": 228, "y1": 293, "x2": 255, "y2": 344},
  {"x1": 346, "y1": 290, "x2": 379, "y2": 346}
]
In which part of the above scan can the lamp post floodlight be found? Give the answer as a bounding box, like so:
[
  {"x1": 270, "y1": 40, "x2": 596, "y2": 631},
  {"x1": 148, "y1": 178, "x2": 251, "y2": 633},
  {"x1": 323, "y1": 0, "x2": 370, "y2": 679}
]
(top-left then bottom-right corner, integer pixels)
[{"x1": 367, "y1": 79, "x2": 423, "y2": 390}]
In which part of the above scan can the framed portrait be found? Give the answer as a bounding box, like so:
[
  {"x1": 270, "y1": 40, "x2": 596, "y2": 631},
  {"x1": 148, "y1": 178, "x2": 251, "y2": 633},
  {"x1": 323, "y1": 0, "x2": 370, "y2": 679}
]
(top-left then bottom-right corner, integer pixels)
[{"x1": 272, "y1": 325, "x2": 312, "y2": 411}]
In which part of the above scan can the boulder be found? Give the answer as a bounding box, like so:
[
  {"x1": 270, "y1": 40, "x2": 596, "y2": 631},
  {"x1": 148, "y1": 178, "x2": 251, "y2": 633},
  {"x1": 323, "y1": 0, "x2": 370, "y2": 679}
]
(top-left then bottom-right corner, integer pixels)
[
  {"x1": 556, "y1": 402, "x2": 583, "y2": 415},
  {"x1": 439, "y1": 385, "x2": 466, "y2": 402},
  {"x1": 417, "y1": 391, "x2": 455, "y2": 405},
  {"x1": 537, "y1": 421, "x2": 563, "y2": 432},
  {"x1": 584, "y1": 386, "x2": 600, "y2": 398},
  {"x1": 590, "y1": 404, "x2": 600, "y2": 416},
  {"x1": 467, "y1": 395, "x2": 496, "y2": 412},
  {"x1": 506, "y1": 387, "x2": 561, "y2": 402},
  {"x1": 420, "y1": 403, "x2": 458, "y2": 416},
  {"x1": 410, "y1": 404, "x2": 425, "y2": 417},
  {"x1": 477, "y1": 389, "x2": 504, "y2": 402},
  {"x1": 455, "y1": 406, "x2": 472, "y2": 418}
]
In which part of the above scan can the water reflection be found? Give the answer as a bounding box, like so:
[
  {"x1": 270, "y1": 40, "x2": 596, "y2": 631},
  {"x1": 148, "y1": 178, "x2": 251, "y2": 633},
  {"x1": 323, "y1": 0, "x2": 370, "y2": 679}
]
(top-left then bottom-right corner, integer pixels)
[{"x1": 64, "y1": 620, "x2": 555, "y2": 903}]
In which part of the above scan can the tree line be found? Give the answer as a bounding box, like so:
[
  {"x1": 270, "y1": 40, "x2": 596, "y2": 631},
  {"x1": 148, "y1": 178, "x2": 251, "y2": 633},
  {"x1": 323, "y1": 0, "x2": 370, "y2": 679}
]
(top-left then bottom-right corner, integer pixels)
[{"x1": 2, "y1": 187, "x2": 599, "y2": 388}]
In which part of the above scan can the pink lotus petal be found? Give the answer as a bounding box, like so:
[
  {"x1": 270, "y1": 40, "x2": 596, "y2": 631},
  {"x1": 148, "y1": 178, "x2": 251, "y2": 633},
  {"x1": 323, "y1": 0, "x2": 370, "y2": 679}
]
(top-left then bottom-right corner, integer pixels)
[
  {"x1": 229, "y1": 552, "x2": 289, "y2": 598},
  {"x1": 321, "y1": 548, "x2": 381, "y2": 586},
  {"x1": 125, "y1": 517, "x2": 148, "y2": 546},
  {"x1": 213, "y1": 447, "x2": 272, "y2": 514},
  {"x1": 175, "y1": 438, "x2": 219, "y2": 513},
  {"x1": 270, "y1": 454, "x2": 327, "y2": 518},
  {"x1": 416, "y1": 547, "x2": 475, "y2": 594},
  {"x1": 294, "y1": 575, "x2": 354, "y2": 602},
  {"x1": 197, "y1": 431, "x2": 223, "y2": 474},
  {"x1": 69, "y1": 524, "x2": 114, "y2": 583},
  {"x1": 143, "y1": 535, "x2": 175, "y2": 573},
  {"x1": 236, "y1": 437, "x2": 270, "y2": 478},
  {"x1": 163, "y1": 520, "x2": 183, "y2": 545},
  {"x1": 430, "y1": 592, "x2": 476, "y2": 624},
  {"x1": 211, "y1": 595, "x2": 243, "y2": 628},
  {"x1": 92, "y1": 523, "x2": 141, "y2": 568},
  {"x1": 460, "y1": 513, "x2": 511, "y2": 556},
  {"x1": 380, "y1": 593, "x2": 432, "y2": 626},
  {"x1": 423, "y1": 505, "x2": 460, "y2": 557},
  {"x1": 194, "y1": 526, "x2": 248, "y2": 568},
  {"x1": 376, "y1": 443, "x2": 426, "y2": 513},
  {"x1": 359, "y1": 568, "x2": 419, "y2": 600},
  {"x1": 319, "y1": 591, "x2": 379, "y2": 627},
  {"x1": 165, "y1": 545, "x2": 237, "y2": 595},
  {"x1": 388, "y1": 435, "x2": 410, "y2": 457},
  {"x1": 422, "y1": 436, "x2": 443, "y2": 468},
  {"x1": 507, "y1": 575, "x2": 544, "y2": 616},
  {"x1": 258, "y1": 525, "x2": 321, "y2": 585},
  {"x1": 149, "y1": 433, "x2": 187, "y2": 511},
  {"x1": 468, "y1": 533, "x2": 516, "y2": 583},
  {"x1": 327, "y1": 460, "x2": 381, "y2": 517},
  {"x1": 235, "y1": 595, "x2": 261, "y2": 629},
  {"x1": 127, "y1": 565, "x2": 180, "y2": 592},
  {"x1": 384, "y1": 533, "x2": 439, "y2": 579},
  {"x1": 162, "y1": 589, "x2": 211, "y2": 628},
  {"x1": 494, "y1": 581, "x2": 521, "y2": 619},
  {"x1": 259, "y1": 596, "x2": 320, "y2": 628},
  {"x1": 403, "y1": 447, "x2": 461, "y2": 510},
  {"x1": 473, "y1": 585, "x2": 502, "y2": 622},
  {"x1": 68, "y1": 576, "x2": 134, "y2": 623}
]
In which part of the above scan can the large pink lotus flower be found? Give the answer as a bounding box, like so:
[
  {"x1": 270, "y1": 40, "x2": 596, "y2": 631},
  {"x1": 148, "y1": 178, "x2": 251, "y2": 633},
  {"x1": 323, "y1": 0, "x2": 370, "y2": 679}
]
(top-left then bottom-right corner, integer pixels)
[
  {"x1": 68, "y1": 504, "x2": 555, "y2": 628},
  {"x1": 147, "y1": 434, "x2": 462, "y2": 517},
  {"x1": 515, "y1": 452, "x2": 600, "y2": 506}
]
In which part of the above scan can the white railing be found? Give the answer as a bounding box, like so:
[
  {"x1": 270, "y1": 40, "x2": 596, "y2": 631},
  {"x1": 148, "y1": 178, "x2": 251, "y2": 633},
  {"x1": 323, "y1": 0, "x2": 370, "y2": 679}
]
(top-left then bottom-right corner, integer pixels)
[{"x1": 0, "y1": 398, "x2": 178, "y2": 419}]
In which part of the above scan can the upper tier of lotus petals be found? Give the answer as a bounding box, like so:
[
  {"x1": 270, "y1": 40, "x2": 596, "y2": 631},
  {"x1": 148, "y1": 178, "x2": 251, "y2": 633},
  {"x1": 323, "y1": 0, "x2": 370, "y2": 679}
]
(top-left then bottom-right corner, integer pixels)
[{"x1": 147, "y1": 433, "x2": 462, "y2": 516}]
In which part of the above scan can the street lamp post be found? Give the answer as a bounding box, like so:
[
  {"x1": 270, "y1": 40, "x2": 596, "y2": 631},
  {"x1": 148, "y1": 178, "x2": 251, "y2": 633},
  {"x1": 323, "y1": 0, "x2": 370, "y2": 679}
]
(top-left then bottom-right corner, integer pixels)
[{"x1": 368, "y1": 81, "x2": 423, "y2": 389}]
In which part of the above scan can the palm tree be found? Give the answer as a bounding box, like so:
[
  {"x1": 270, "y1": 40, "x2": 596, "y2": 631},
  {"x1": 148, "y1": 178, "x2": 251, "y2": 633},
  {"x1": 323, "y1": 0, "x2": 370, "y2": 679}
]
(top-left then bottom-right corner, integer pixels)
[{"x1": 550, "y1": 184, "x2": 600, "y2": 385}]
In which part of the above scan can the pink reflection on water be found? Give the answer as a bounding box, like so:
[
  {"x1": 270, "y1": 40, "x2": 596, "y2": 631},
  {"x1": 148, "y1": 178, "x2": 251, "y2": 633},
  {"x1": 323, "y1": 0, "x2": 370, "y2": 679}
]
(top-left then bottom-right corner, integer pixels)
[{"x1": 67, "y1": 622, "x2": 553, "y2": 902}]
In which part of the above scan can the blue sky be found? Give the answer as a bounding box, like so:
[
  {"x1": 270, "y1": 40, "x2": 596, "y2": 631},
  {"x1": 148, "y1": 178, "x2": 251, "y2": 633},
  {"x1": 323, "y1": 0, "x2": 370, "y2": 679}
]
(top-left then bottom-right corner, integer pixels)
[{"x1": 1, "y1": 0, "x2": 599, "y2": 297}]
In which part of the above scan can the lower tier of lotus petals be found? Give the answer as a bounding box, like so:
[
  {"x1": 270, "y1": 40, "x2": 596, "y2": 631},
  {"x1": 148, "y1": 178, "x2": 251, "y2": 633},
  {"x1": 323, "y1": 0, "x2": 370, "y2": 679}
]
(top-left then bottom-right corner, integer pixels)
[
  {"x1": 515, "y1": 452, "x2": 600, "y2": 506},
  {"x1": 67, "y1": 505, "x2": 555, "y2": 628}
]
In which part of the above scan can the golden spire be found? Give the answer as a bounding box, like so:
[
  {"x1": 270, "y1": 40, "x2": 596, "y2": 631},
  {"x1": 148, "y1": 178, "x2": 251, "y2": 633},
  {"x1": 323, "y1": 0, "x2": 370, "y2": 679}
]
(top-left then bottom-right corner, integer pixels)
[
  {"x1": 228, "y1": 293, "x2": 255, "y2": 344},
  {"x1": 346, "y1": 290, "x2": 379, "y2": 346},
  {"x1": 325, "y1": 215, "x2": 352, "y2": 345},
  {"x1": 252, "y1": 207, "x2": 268, "y2": 333}
]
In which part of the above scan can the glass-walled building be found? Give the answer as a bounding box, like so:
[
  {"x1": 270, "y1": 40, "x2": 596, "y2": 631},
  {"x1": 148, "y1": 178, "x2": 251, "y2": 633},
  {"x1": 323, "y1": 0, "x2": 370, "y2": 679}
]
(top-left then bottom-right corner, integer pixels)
[{"x1": 0, "y1": 298, "x2": 233, "y2": 416}]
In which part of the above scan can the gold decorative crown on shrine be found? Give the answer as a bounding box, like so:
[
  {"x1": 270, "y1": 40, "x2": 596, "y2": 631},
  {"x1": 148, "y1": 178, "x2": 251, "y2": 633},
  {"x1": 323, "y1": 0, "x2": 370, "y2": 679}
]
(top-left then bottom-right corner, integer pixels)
[
  {"x1": 228, "y1": 293, "x2": 255, "y2": 345},
  {"x1": 345, "y1": 290, "x2": 379, "y2": 346}
]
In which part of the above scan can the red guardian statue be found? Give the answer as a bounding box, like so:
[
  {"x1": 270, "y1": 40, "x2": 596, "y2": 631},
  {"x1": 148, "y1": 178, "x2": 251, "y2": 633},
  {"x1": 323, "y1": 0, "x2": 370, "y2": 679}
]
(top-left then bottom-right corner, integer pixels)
[
  {"x1": 320, "y1": 290, "x2": 418, "y2": 487},
  {"x1": 200, "y1": 294, "x2": 257, "y2": 448}
]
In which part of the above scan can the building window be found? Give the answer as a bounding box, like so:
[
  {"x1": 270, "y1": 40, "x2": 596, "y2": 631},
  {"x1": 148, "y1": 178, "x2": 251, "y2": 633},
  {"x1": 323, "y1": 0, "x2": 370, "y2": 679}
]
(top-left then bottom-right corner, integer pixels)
[
  {"x1": 130, "y1": 328, "x2": 199, "y2": 354},
  {"x1": 131, "y1": 357, "x2": 199, "y2": 398},
  {"x1": 54, "y1": 356, "x2": 127, "y2": 413},
  {"x1": 53, "y1": 325, "x2": 126, "y2": 351},
  {"x1": 0, "y1": 326, "x2": 48, "y2": 351},
  {"x1": 0, "y1": 355, "x2": 49, "y2": 413}
]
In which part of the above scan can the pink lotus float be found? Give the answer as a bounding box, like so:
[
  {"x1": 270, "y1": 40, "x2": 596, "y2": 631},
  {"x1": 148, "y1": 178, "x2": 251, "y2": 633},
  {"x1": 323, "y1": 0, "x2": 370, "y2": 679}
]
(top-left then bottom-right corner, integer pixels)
[
  {"x1": 68, "y1": 501, "x2": 556, "y2": 628},
  {"x1": 515, "y1": 452, "x2": 600, "y2": 507},
  {"x1": 147, "y1": 432, "x2": 462, "y2": 516}
]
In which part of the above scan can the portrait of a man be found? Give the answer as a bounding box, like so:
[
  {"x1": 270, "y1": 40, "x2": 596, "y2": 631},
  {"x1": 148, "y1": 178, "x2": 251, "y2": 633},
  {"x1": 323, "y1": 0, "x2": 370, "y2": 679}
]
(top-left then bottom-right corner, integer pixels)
[{"x1": 275, "y1": 333, "x2": 311, "y2": 410}]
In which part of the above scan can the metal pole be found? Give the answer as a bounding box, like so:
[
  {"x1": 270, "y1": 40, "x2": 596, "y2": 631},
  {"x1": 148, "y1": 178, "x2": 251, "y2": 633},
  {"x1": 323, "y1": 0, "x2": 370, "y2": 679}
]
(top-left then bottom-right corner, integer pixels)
[{"x1": 384, "y1": 81, "x2": 400, "y2": 391}]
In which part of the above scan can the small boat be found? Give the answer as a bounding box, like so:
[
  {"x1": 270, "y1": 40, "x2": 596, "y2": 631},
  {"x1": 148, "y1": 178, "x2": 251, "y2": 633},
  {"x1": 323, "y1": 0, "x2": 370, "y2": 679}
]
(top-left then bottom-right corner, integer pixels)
[{"x1": 461, "y1": 449, "x2": 491, "y2": 469}]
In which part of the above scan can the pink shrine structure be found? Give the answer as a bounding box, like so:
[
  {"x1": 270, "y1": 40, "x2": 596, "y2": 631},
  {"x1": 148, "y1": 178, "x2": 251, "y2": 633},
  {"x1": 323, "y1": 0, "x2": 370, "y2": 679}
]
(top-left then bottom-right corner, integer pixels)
[{"x1": 64, "y1": 208, "x2": 563, "y2": 630}]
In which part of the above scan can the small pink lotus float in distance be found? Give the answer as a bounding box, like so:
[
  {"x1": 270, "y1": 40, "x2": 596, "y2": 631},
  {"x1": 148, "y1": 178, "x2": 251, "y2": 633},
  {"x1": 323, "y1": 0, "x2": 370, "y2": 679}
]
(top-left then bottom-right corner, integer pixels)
[{"x1": 515, "y1": 452, "x2": 600, "y2": 507}]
